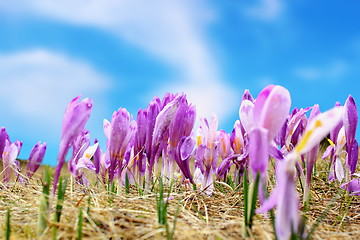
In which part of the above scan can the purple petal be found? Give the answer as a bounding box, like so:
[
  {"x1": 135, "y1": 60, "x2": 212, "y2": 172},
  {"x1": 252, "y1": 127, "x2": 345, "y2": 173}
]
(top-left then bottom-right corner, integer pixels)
[
  {"x1": 0, "y1": 127, "x2": 10, "y2": 157},
  {"x1": 26, "y1": 141, "x2": 46, "y2": 178},
  {"x1": 254, "y1": 85, "x2": 292, "y2": 141},
  {"x1": 349, "y1": 140, "x2": 359, "y2": 174},
  {"x1": 152, "y1": 94, "x2": 184, "y2": 146},
  {"x1": 217, "y1": 130, "x2": 231, "y2": 160},
  {"x1": 249, "y1": 127, "x2": 269, "y2": 174},
  {"x1": 53, "y1": 97, "x2": 93, "y2": 193},
  {"x1": 268, "y1": 144, "x2": 284, "y2": 160},
  {"x1": 239, "y1": 99, "x2": 254, "y2": 133},
  {"x1": 93, "y1": 139, "x2": 101, "y2": 174},
  {"x1": 341, "y1": 178, "x2": 360, "y2": 192},
  {"x1": 241, "y1": 89, "x2": 255, "y2": 102},
  {"x1": 322, "y1": 145, "x2": 334, "y2": 159},
  {"x1": 179, "y1": 136, "x2": 195, "y2": 161},
  {"x1": 344, "y1": 95, "x2": 358, "y2": 146}
]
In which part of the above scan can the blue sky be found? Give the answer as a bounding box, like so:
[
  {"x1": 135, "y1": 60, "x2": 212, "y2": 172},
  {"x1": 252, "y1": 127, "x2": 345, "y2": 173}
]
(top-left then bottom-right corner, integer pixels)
[{"x1": 0, "y1": 0, "x2": 359, "y2": 165}]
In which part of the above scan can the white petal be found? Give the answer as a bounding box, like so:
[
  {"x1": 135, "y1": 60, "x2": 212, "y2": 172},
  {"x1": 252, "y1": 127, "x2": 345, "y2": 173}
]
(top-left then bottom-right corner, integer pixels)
[
  {"x1": 295, "y1": 106, "x2": 344, "y2": 155},
  {"x1": 334, "y1": 127, "x2": 346, "y2": 155},
  {"x1": 239, "y1": 99, "x2": 254, "y2": 133},
  {"x1": 103, "y1": 119, "x2": 111, "y2": 140},
  {"x1": 82, "y1": 142, "x2": 99, "y2": 159},
  {"x1": 335, "y1": 157, "x2": 345, "y2": 182}
]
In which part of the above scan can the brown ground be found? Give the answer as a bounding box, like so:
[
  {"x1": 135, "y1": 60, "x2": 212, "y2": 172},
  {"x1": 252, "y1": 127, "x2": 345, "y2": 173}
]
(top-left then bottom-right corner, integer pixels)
[{"x1": 1, "y1": 157, "x2": 360, "y2": 240}]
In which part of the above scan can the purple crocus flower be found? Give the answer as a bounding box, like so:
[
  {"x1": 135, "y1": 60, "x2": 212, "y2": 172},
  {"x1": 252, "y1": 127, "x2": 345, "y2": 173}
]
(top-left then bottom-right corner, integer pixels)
[
  {"x1": 344, "y1": 95, "x2": 358, "y2": 174},
  {"x1": 107, "y1": 108, "x2": 137, "y2": 182},
  {"x1": 248, "y1": 85, "x2": 291, "y2": 186},
  {"x1": 230, "y1": 121, "x2": 245, "y2": 155},
  {"x1": 68, "y1": 129, "x2": 90, "y2": 175},
  {"x1": 149, "y1": 94, "x2": 185, "y2": 175},
  {"x1": 0, "y1": 127, "x2": 10, "y2": 157},
  {"x1": 74, "y1": 142, "x2": 99, "y2": 185},
  {"x1": 330, "y1": 102, "x2": 343, "y2": 143},
  {"x1": 215, "y1": 130, "x2": 233, "y2": 180},
  {"x1": 53, "y1": 96, "x2": 93, "y2": 193},
  {"x1": 173, "y1": 136, "x2": 196, "y2": 183},
  {"x1": 167, "y1": 96, "x2": 196, "y2": 181},
  {"x1": 258, "y1": 106, "x2": 345, "y2": 239},
  {"x1": 194, "y1": 114, "x2": 220, "y2": 195},
  {"x1": 2, "y1": 139, "x2": 21, "y2": 183},
  {"x1": 93, "y1": 139, "x2": 101, "y2": 174},
  {"x1": 304, "y1": 105, "x2": 320, "y2": 201},
  {"x1": 14, "y1": 140, "x2": 23, "y2": 154},
  {"x1": 239, "y1": 99, "x2": 254, "y2": 134},
  {"x1": 145, "y1": 97, "x2": 161, "y2": 173},
  {"x1": 26, "y1": 141, "x2": 47, "y2": 178},
  {"x1": 284, "y1": 107, "x2": 311, "y2": 151},
  {"x1": 249, "y1": 127, "x2": 269, "y2": 175},
  {"x1": 323, "y1": 126, "x2": 347, "y2": 182},
  {"x1": 341, "y1": 176, "x2": 360, "y2": 195},
  {"x1": 253, "y1": 85, "x2": 292, "y2": 142},
  {"x1": 133, "y1": 109, "x2": 148, "y2": 176},
  {"x1": 241, "y1": 89, "x2": 255, "y2": 102}
]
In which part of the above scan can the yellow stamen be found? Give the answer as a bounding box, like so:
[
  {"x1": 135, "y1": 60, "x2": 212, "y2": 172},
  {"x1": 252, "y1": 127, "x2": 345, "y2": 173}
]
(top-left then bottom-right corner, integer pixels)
[
  {"x1": 295, "y1": 120, "x2": 323, "y2": 154},
  {"x1": 327, "y1": 138, "x2": 335, "y2": 147},
  {"x1": 196, "y1": 136, "x2": 202, "y2": 146}
]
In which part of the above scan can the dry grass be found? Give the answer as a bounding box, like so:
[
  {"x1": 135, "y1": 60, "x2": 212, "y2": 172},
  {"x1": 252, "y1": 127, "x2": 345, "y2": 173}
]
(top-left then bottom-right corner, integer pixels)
[{"x1": 1, "y1": 156, "x2": 360, "y2": 239}]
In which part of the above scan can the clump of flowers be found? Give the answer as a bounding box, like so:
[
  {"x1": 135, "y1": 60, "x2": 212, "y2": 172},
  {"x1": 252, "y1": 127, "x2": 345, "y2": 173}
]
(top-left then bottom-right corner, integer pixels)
[{"x1": 0, "y1": 84, "x2": 358, "y2": 240}]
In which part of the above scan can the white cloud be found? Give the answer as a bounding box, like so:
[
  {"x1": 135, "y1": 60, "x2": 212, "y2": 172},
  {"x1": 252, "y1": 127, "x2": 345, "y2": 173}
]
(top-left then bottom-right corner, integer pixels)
[
  {"x1": 294, "y1": 61, "x2": 348, "y2": 81},
  {"x1": 0, "y1": 0, "x2": 239, "y2": 123},
  {"x1": 155, "y1": 81, "x2": 238, "y2": 122},
  {"x1": 245, "y1": 0, "x2": 283, "y2": 21},
  {"x1": 0, "y1": 49, "x2": 111, "y2": 131}
]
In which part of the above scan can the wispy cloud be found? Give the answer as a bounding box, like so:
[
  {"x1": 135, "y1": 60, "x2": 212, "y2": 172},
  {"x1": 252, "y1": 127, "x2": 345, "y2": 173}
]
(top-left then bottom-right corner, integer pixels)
[
  {"x1": 0, "y1": 0, "x2": 239, "y2": 123},
  {"x1": 245, "y1": 0, "x2": 284, "y2": 21},
  {"x1": 0, "y1": 49, "x2": 111, "y2": 144},
  {"x1": 294, "y1": 61, "x2": 348, "y2": 81}
]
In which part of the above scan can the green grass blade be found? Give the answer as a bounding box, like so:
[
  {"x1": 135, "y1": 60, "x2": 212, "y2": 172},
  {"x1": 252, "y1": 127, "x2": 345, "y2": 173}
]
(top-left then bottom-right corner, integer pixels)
[
  {"x1": 243, "y1": 168, "x2": 249, "y2": 227},
  {"x1": 5, "y1": 208, "x2": 11, "y2": 240},
  {"x1": 78, "y1": 207, "x2": 83, "y2": 240},
  {"x1": 248, "y1": 172, "x2": 260, "y2": 229}
]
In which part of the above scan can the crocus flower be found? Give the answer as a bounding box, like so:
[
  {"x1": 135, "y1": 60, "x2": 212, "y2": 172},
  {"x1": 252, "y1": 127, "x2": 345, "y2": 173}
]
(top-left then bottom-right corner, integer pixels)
[
  {"x1": 241, "y1": 89, "x2": 255, "y2": 102},
  {"x1": 167, "y1": 96, "x2": 196, "y2": 181},
  {"x1": 304, "y1": 105, "x2": 320, "y2": 201},
  {"x1": 323, "y1": 127, "x2": 347, "y2": 182},
  {"x1": 26, "y1": 142, "x2": 47, "y2": 178},
  {"x1": 258, "y1": 106, "x2": 344, "y2": 240},
  {"x1": 0, "y1": 127, "x2": 10, "y2": 157},
  {"x1": 239, "y1": 99, "x2": 255, "y2": 134},
  {"x1": 149, "y1": 94, "x2": 185, "y2": 176},
  {"x1": 330, "y1": 102, "x2": 343, "y2": 144},
  {"x1": 194, "y1": 114, "x2": 219, "y2": 195},
  {"x1": 74, "y1": 142, "x2": 99, "y2": 185},
  {"x1": 68, "y1": 129, "x2": 90, "y2": 175},
  {"x1": 2, "y1": 139, "x2": 21, "y2": 183},
  {"x1": 145, "y1": 97, "x2": 161, "y2": 174},
  {"x1": 295, "y1": 106, "x2": 344, "y2": 155},
  {"x1": 53, "y1": 96, "x2": 93, "y2": 193},
  {"x1": 93, "y1": 139, "x2": 101, "y2": 174},
  {"x1": 133, "y1": 109, "x2": 148, "y2": 176},
  {"x1": 249, "y1": 127, "x2": 269, "y2": 175},
  {"x1": 253, "y1": 85, "x2": 292, "y2": 142},
  {"x1": 340, "y1": 176, "x2": 360, "y2": 195},
  {"x1": 172, "y1": 136, "x2": 196, "y2": 183},
  {"x1": 284, "y1": 107, "x2": 310, "y2": 151},
  {"x1": 248, "y1": 85, "x2": 291, "y2": 187},
  {"x1": 215, "y1": 130, "x2": 233, "y2": 180},
  {"x1": 343, "y1": 95, "x2": 358, "y2": 174},
  {"x1": 107, "y1": 108, "x2": 137, "y2": 182}
]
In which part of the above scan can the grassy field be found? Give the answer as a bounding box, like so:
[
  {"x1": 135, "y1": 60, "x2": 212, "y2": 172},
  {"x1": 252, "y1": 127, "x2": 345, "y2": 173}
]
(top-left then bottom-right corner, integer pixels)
[{"x1": 1, "y1": 155, "x2": 360, "y2": 240}]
